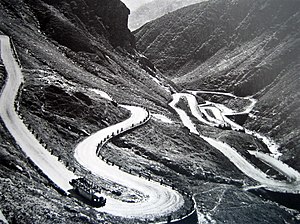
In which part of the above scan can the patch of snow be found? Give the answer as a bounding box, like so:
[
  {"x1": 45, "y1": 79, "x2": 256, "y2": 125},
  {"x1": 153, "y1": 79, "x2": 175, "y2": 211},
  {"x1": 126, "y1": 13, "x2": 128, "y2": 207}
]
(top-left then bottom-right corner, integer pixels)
[
  {"x1": 15, "y1": 165, "x2": 23, "y2": 172},
  {"x1": 152, "y1": 114, "x2": 173, "y2": 124},
  {"x1": 89, "y1": 88, "x2": 113, "y2": 101},
  {"x1": 80, "y1": 128, "x2": 91, "y2": 136}
]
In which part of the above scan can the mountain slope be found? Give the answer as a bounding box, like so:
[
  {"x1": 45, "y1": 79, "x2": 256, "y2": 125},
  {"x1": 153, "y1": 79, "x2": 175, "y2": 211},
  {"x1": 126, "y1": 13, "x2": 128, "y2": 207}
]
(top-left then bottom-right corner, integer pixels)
[
  {"x1": 135, "y1": 0, "x2": 300, "y2": 170},
  {"x1": 0, "y1": 0, "x2": 299, "y2": 223}
]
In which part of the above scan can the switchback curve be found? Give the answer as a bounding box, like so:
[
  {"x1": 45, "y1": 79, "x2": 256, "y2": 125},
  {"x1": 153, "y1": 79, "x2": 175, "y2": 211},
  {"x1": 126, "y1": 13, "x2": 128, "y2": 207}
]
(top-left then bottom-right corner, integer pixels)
[
  {"x1": 169, "y1": 92, "x2": 300, "y2": 194},
  {"x1": 74, "y1": 105, "x2": 184, "y2": 219},
  {"x1": 0, "y1": 35, "x2": 185, "y2": 221}
]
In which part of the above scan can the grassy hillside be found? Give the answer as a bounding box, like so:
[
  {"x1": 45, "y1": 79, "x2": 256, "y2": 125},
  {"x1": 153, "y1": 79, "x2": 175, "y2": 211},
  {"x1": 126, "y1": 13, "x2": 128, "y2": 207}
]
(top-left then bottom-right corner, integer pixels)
[
  {"x1": 135, "y1": 0, "x2": 300, "y2": 170},
  {"x1": 0, "y1": 0, "x2": 299, "y2": 222}
]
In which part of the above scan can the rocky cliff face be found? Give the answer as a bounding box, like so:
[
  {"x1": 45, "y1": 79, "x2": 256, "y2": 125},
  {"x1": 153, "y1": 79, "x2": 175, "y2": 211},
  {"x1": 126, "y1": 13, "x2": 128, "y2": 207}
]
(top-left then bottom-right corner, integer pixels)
[
  {"x1": 135, "y1": 0, "x2": 300, "y2": 169},
  {"x1": 0, "y1": 0, "x2": 299, "y2": 223},
  {"x1": 0, "y1": 0, "x2": 176, "y2": 222},
  {"x1": 26, "y1": 0, "x2": 135, "y2": 51}
]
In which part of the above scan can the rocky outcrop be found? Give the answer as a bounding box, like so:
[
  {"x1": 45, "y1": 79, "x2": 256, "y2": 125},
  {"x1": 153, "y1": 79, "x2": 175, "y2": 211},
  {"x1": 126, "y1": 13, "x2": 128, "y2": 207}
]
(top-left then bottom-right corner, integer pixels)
[
  {"x1": 1, "y1": 0, "x2": 300, "y2": 222},
  {"x1": 25, "y1": 0, "x2": 135, "y2": 51}
]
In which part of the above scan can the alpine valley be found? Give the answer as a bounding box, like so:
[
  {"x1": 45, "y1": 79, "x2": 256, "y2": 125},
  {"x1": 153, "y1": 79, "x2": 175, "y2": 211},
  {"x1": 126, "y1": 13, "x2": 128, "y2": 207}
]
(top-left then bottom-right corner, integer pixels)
[{"x1": 0, "y1": 0, "x2": 299, "y2": 223}]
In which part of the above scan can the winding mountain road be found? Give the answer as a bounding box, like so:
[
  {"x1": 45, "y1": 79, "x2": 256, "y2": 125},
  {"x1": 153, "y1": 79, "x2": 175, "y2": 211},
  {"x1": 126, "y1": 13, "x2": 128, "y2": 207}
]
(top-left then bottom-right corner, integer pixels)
[
  {"x1": 192, "y1": 90, "x2": 281, "y2": 157},
  {"x1": 0, "y1": 35, "x2": 76, "y2": 192},
  {"x1": 169, "y1": 92, "x2": 300, "y2": 194},
  {"x1": 75, "y1": 105, "x2": 184, "y2": 219},
  {"x1": 0, "y1": 35, "x2": 184, "y2": 220}
]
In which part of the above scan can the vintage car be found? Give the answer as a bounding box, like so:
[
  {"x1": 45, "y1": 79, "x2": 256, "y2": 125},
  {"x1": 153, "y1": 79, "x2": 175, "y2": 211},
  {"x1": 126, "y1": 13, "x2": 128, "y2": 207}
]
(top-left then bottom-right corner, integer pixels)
[{"x1": 70, "y1": 178, "x2": 106, "y2": 207}]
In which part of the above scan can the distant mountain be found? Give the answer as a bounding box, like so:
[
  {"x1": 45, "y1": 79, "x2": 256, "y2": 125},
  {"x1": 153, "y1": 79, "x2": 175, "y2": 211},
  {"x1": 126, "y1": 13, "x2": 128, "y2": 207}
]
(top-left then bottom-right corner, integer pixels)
[
  {"x1": 129, "y1": 0, "x2": 207, "y2": 30},
  {"x1": 1, "y1": 0, "x2": 299, "y2": 223},
  {"x1": 121, "y1": 0, "x2": 153, "y2": 11},
  {"x1": 135, "y1": 0, "x2": 300, "y2": 169}
]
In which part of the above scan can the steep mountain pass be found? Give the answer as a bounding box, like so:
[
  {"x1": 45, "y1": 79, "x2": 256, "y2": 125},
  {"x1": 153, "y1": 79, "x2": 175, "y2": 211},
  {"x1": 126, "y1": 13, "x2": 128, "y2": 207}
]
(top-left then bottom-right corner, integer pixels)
[
  {"x1": 168, "y1": 91, "x2": 300, "y2": 221},
  {"x1": 0, "y1": 37, "x2": 186, "y2": 222},
  {"x1": 1, "y1": 0, "x2": 300, "y2": 223},
  {"x1": 135, "y1": 0, "x2": 300, "y2": 171},
  {"x1": 0, "y1": 0, "x2": 244, "y2": 223},
  {"x1": 169, "y1": 92, "x2": 300, "y2": 192}
]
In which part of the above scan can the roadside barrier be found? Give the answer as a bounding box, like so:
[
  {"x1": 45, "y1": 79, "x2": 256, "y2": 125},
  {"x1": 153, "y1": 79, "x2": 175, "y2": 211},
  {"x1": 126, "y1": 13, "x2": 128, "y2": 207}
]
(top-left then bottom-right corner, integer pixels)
[
  {"x1": 91, "y1": 107, "x2": 197, "y2": 223},
  {"x1": 9, "y1": 39, "x2": 22, "y2": 68},
  {"x1": 6, "y1": 48, "x2": 194, "y2": 221},
  {"x1": 96, "y1": 107, "x2": 151, "y2": 155},
  {"x1": 5, "y1": 62, "x2": 197, "y2": 222}
]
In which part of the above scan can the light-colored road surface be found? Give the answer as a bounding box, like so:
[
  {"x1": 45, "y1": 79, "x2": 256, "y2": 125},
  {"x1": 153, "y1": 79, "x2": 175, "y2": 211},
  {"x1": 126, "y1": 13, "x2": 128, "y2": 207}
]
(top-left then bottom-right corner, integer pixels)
[
  {"x1": 0, "y1": 35, "x2": 184, "y2": 219},
  {"x1": 0, "y1": 210, "x2": 8, "y2": 224},
  {"x1": 190, "y1": 90, "x2": 257, "y2": 114},
  {"x1": 169, "y1": 93, "x2": 212, "y2": 131},
  {"x1": 248, "y1": 150, "x2": 300, "y2": 182},
  {"x1": 169, "y1": 93, "x2": 200, "y2": 134},
  {"x1": 169, "y1": 93, "x2": 199, "y2": 134},
  {"x1": 0, "y1": 35, "x2": 76, "y2": 192},
  {"x1": 191, "y1": 90, "x2": 281, "y2": 157},
  {"x1": 169, "y1": 92, "x2": 300, "y2": 193},
  {"x1": 75, "y1": 105, "x2": 184, "y2": 218}
]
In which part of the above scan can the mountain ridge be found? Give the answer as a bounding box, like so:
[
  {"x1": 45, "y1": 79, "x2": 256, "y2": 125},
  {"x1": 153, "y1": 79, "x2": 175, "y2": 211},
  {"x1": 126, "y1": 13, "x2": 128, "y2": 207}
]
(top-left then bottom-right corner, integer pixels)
[{"x1": 1, "y1": 0, "x2": 299, "y2": 223}]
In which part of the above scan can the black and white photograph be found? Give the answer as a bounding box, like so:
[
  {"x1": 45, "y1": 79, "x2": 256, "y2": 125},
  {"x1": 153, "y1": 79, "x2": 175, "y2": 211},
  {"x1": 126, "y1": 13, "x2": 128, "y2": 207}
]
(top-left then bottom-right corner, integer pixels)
[{"x1": 0, "y1": 0, "x2": 299, "y2": 223}]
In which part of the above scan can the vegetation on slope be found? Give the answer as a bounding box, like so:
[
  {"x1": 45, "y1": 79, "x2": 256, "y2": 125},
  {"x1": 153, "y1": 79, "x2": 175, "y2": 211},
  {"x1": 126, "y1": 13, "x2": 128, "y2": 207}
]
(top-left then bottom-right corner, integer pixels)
[{"x1": 135, "y1": 0, "x2": 300, "y2": 170}]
